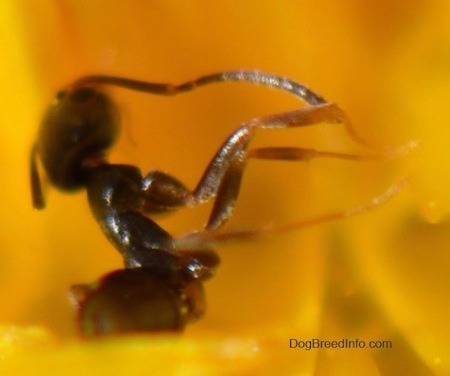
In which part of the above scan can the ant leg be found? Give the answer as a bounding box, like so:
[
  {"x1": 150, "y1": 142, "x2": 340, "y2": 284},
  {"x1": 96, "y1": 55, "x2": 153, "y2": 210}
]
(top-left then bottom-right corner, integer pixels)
[
  {"x1": 191, "y1": 102, "x2": 415, "y2": 232},
  {"x1": 204, "y1": 151, "x2": 246, "y2": 231},
  {"x1": 139, "y1": 143, "x2": 376, "y2": 231},
  {"x1": 191, "y1": 103, "x2": 392, "y2": 232},
  {"x1": 247, "y1": 147, "x2": 380, "y2": 161},
  {"x1": 138, "y1": 103, "x2": 350, "y2": 209},
  {"x1": 138, "y1": 103, "x2": 361, "y2": 229},
  {"x1": 175, "y1": 175, "x2": 410, "y2": 249},
  {"x1": 193, "y1": 103, "x2": 344, "y2": 202},
  {"x1": 203, "y1": 145, "x2": 382, "y2": 232},
  {"x1": 30, "y1": 144, "x2": 45, "y2": 209},
  {"x1": 142, "y1": 103, "x2": 370, "y2": 222}
]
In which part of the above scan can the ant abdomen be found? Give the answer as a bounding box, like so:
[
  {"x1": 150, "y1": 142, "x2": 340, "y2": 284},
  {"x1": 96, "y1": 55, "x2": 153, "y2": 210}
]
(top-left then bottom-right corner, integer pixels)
[
  {"x1": 37, "y1": 86, "x2": 120, "y2": 191},
  {"x1": 70, "y1": 268, "x2": 205, "y2": 336}
]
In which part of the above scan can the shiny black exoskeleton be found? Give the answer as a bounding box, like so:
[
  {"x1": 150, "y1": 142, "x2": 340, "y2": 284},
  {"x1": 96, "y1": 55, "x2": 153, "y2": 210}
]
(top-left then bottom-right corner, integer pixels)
[{"x1": 30, "y1": 70, "x2": 406, "y2": 337}]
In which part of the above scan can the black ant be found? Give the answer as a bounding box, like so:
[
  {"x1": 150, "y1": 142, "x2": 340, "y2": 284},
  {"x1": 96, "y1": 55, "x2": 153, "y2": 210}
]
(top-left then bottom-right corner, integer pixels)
[{"x1": 30, "y1": 71, "x2": 411, "y2": 337}]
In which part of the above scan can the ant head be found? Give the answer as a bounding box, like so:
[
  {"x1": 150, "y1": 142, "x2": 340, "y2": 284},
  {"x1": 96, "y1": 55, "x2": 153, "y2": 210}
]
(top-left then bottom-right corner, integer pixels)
[
  {"x1": 70, "y1": 268, "x2": 205, "y2": 336},
  {"x1": 37, "y1": 84, "x2": 120, "y2": 191}
]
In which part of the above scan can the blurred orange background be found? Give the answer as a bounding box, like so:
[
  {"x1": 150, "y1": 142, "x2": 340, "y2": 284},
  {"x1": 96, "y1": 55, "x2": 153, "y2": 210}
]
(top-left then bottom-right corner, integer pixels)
[{"x1": 0, "y1": 1, "x2": 449, "y2": 375}]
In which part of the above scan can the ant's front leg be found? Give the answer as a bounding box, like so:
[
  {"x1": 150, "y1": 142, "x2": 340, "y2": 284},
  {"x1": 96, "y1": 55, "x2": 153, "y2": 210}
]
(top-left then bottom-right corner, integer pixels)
[
  {"x1": 138, "y1": 103, "x2": 353, "y2": 232},
  {"x1": 191, "y1": 103, "x2": 380, "y2": 232}
]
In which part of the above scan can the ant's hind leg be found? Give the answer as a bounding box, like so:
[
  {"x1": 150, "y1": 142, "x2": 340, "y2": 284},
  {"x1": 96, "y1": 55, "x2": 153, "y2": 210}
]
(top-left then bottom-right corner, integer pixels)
[{"x1": 177, "y1": 175, "x2": 410, "y2": 249}]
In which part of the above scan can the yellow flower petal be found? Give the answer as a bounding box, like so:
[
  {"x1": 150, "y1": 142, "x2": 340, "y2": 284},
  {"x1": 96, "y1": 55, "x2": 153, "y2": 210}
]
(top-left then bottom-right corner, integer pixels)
[{"x1": 1, "y1": 1, "x2": 448, "y2": 375}]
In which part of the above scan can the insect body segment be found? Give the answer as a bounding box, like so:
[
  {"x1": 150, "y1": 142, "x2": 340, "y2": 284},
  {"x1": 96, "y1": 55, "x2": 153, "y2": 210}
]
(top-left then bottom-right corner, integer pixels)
[
  {"x1": 36, "y1": 87, "x2": 120, "y2": 195},
  {"x1": 70, "y1": 268, "x2": 206, "y2": 335},
  {"x1": 31, "y1": 70, "x2": 407, "y2": 336}
]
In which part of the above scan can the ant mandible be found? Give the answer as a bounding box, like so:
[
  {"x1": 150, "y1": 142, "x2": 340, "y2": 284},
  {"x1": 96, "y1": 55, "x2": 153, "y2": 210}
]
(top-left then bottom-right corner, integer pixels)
[{"x1": 30, "y1": 70, "x2": 409, "y2": 337}]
